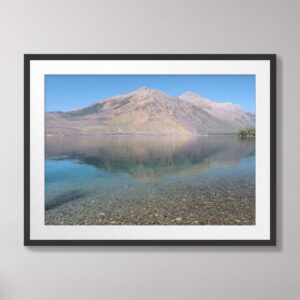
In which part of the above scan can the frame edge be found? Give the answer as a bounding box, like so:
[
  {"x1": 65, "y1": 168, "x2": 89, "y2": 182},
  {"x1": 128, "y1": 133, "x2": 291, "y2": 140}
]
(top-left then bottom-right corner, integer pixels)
[
  {"x1": 24, "y1": 54, "x2": 277, "y2": 246},
  {"x1": 24, "y1": 55, "x2": 31, "y2": 246}
]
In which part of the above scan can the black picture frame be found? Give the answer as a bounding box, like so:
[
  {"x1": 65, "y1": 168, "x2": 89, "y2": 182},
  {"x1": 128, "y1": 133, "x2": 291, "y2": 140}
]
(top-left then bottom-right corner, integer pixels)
[{"x1": 24, "y1": 54, "x2": 276, "y2": 246}]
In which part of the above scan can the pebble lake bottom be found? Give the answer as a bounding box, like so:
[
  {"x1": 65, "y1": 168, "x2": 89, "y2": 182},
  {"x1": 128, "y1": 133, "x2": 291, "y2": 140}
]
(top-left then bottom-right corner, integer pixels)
[{"x1": 45, "y1": 135, "x2": 255, "y2": 225}]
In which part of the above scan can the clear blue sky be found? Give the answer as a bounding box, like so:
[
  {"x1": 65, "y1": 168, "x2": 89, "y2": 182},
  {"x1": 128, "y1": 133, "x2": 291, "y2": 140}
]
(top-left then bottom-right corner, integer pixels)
[{"x1": 45, "y1": 75, "x2": 255, "y2": 112}]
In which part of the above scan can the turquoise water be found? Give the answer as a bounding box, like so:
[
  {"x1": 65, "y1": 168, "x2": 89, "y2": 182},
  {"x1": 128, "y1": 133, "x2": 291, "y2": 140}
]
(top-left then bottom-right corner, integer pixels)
[{"x1": 45, "y1": 136, "x2": 255, "y2": 225}]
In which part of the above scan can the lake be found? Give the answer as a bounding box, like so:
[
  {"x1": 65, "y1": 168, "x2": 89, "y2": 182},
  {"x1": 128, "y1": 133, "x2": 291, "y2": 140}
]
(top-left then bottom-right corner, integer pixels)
[{"x1": 45, "y1": 135, "x2": 255, "y2": 225}]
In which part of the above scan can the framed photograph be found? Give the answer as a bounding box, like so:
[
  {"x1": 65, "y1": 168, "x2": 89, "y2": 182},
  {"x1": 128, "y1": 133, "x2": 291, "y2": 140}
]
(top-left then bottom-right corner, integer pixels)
[{"x1": 24, "y1": 54, "x2": 276, "y2": 246}]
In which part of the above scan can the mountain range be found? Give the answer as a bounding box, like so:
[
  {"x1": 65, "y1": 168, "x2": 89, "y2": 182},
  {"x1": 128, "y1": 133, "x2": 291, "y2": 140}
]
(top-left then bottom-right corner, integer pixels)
[{"x1": 46, "y1": 87, "x2": 255, "y2": 136}]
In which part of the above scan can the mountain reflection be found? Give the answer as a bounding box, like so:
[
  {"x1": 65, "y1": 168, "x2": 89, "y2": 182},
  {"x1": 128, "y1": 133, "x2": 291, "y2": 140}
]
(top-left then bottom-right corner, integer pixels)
[{"x1": 45, "y1": 135, "x2": 255, "y2": 180}]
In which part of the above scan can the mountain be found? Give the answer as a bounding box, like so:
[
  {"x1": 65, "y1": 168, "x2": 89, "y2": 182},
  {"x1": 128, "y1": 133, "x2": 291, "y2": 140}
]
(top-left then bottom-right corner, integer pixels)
[
  {"x1": 179, "y1": 92, "x2": 255, "y2": 129},
  {"x1": 46, "y1": 87, "x2": 255, "y2": 136}
]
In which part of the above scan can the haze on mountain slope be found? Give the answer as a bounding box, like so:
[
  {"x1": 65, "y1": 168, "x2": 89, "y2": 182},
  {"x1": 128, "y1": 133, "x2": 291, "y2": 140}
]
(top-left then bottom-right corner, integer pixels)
[{"x1": 46, "y1": 87, "x2": 255, "y2": 136}]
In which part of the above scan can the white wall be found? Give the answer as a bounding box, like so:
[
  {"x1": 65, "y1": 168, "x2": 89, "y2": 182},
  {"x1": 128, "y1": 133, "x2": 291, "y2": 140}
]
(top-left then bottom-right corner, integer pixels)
[{"x1": 0, "y1": 0, "x2": 298, "y2": 299}]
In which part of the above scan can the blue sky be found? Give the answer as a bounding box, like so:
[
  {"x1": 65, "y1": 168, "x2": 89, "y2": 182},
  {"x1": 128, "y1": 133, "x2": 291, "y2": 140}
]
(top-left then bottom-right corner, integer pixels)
[{"x1": 45, "y1": 75, "x2": 255, "y2": 112}]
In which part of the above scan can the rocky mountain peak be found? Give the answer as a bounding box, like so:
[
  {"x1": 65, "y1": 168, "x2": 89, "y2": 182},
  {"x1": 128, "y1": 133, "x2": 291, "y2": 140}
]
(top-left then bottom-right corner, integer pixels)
[
  {"x1": 179, "y1": 91, "x2": 212, "y2": 106},
  {"x1": 46, "y1": 87, "x2": 255, "y2": 136}
]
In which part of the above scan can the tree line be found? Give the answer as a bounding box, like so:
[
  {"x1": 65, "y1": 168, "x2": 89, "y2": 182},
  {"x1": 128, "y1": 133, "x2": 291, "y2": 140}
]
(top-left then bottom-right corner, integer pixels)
[{"x1": 239, "y1": 128, "x2": 255, "y2": 138}]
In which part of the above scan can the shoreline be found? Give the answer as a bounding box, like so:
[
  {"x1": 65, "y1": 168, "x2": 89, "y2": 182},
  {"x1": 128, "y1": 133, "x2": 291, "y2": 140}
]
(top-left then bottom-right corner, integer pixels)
[{"x1": 46, "y1": 133, "x2": 243, "y2": 138}]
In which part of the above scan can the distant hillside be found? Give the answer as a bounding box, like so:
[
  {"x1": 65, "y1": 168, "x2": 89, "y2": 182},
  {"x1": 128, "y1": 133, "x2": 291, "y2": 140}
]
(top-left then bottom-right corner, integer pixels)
[{"x1": 46, "y1": 87, "x2": 255, "y2": 136}]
